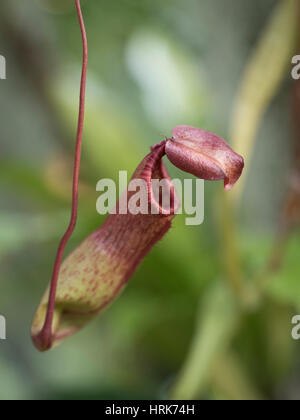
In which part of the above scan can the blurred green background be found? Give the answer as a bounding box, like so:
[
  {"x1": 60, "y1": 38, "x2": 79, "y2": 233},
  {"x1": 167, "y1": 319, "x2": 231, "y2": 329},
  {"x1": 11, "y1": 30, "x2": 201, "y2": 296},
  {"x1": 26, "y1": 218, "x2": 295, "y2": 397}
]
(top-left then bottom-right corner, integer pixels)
[{"x1": 0, "y1": 0, "x2": 300, "y2": 400}]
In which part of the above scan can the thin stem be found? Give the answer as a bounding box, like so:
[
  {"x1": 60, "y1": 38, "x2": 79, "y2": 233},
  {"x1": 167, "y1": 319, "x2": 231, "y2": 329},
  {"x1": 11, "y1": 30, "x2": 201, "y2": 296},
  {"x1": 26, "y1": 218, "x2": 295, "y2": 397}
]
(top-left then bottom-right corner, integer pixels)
[{"x1": 37, "y1": 0, "x2": 88, "y2": 351}]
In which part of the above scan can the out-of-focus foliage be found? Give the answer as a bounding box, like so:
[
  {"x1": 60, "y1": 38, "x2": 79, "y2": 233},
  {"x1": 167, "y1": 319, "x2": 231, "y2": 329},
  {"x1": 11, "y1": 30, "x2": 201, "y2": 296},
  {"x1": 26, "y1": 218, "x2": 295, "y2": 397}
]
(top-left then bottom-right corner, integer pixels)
[
  {"x1": 0, "y1": 0, "x2": 299, "y2": 400},
  {"x1": 230, "y1": 0, "x2": 298, "y2": 203},
  {"x1": 269, "y1": 235, "x2": 300, "y2": 308}
]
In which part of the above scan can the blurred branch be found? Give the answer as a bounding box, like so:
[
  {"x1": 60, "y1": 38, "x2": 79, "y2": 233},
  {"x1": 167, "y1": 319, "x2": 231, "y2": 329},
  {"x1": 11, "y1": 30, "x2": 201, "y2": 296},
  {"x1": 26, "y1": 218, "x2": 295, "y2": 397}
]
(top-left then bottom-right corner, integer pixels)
[
  {"x1": 171, "y1": 2, "x2": 300, "y2": 401},
  {"x1": 219, "y1": 0, "x2": 299, "y2": 299},
  {"x1": 253, "y1": 2, "x2": 300, "y2": 293},
  {"x1": 170, "y1": 283, "x2": 238, "y2": 400},
  {"x1": 229, "y1": 0, "x2": 298, "y2": 204},
  {"x1": 215, "y1": 192, "x2": 252, "y2": 305},
  {"x1": 210, "y1": 351, "x2": 264, "y2": 400},
  {"x1": 214, "y1": 0, "x2": 299, "y2": 307}
]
